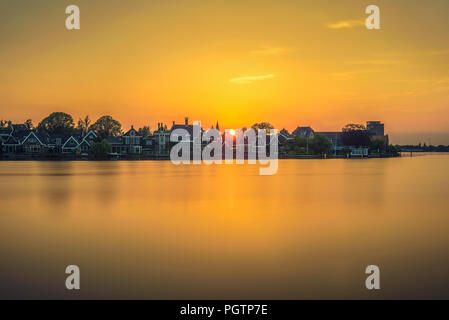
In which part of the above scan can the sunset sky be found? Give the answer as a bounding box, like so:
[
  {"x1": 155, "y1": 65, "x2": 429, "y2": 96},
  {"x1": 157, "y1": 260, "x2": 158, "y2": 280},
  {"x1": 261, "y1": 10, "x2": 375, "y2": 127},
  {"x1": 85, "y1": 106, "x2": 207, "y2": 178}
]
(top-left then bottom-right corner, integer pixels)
[{"x1": 0, "y1": 0, "x2": 448, "y2": 144}]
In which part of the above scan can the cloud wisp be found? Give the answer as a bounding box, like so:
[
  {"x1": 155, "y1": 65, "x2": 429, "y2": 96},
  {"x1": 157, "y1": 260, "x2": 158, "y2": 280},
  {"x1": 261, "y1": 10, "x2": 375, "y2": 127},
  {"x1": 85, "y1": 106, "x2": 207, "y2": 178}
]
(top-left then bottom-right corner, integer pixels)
[
  {"x1": 229, "y1": 74, "x2": 275, "y2": 84},
  {"x1": 326, "y1": 20, "x2": 364, "y2": 29}
]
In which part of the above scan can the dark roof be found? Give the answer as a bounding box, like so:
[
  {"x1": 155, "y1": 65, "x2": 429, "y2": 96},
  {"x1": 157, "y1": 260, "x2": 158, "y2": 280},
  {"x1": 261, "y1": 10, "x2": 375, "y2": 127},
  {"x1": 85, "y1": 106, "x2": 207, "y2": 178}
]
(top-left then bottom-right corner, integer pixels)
[
  {"x1": 45, "y1": 133, "x2": 82, "y2": 145},
  {"x1": 123, "y1": 127, "x2": 140, "y2": 137},
  {"x1": 62, "y1": 136, "x2": 80, "y2": 148},
  {"x1": 84, "y1": 130, "x2": 98, "y2": 138},
  {"x1": 0, "y1": 124, "x2": 29, "y2": 135},
  {"x1": 278, "y1": 133, "x2": 291, "y2": 143},
  {"x1": 170, "y1": 124, "x2": 204, "y2": 138},
  {"x1": 48, "y1": 133, "x2": 72, "y2": 141},
  {"x1": 21, "y1": 131, "x2": 48, "y2": 145},
  {"x1": 11, "y1": 124, "x2": 28, "y2": 132},
  {"x1": 106, "y1": 136, "x2": 123, "y2": 145},
  {"x1": 292, "y1": 126, "x2": 314, "y2": 136},
  {"x1": 4, "y1": 135, "x2": 20, "y2": 145},
  {"x1": 11, "y1": 129, "x2": 32, "y2": 143},
  {"x1": 78, "y1": 139, "x2": 91, "y2": 146},
  {"x1": 48, "y1": 133, "x2": 72, "y2": 138},
  {"x1": 316, "y1": 132, "x2": 342, "y2": 146},
  {"x1": 0, "y1": 127, "x2": 13, "y2": 135}
]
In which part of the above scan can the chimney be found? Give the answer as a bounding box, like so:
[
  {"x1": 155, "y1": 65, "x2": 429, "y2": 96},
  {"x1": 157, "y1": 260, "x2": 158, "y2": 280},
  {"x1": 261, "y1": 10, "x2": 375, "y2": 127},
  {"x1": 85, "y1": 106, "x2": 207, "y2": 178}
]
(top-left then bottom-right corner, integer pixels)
[
  {"x1": 185, "y1": 117, "x2": 188, "y2": 125},
  {"x1": 172, "y1": 120, "x2": 175, "y2": 127}
]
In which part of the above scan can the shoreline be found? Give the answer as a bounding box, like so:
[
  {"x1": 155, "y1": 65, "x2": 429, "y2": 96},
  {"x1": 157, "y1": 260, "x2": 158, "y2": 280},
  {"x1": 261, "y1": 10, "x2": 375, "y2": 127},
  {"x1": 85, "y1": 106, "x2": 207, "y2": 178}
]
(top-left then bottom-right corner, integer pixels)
[{"x1": 0, "y1": 154, "x2": 401, "y2": 161}]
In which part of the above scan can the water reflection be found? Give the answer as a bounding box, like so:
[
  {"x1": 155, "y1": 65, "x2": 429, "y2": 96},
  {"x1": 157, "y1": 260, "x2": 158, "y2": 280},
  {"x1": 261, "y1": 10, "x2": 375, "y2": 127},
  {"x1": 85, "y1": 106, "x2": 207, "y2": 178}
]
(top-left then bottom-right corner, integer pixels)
[{"x1": 0, "y1": 155, "x2": 449, "y2": 299}]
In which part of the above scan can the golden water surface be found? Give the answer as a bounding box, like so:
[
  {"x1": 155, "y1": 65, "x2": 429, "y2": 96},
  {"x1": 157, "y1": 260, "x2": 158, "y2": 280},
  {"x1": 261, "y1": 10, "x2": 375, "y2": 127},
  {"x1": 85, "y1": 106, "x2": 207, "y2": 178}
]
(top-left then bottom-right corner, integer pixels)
[{"x1": 1, "y1": 155, "x2": 449, "y2": 299}]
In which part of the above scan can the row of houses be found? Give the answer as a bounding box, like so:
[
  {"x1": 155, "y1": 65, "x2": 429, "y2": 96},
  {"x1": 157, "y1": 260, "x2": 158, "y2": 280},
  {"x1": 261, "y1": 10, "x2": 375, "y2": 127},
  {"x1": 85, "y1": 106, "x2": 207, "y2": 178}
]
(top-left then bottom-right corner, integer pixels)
[
  {"x1": 0, "y1": 124, "x2": 99, "y2": 155},
  {"x1": 1, "y1": 118, "x2": 389, "y2": 157},
  {"x1": 0, "y1": 117, "x2": 210, "y2": 157},
  {"x1": 0, "y1": 118, "x2": 280, "y2": 159},
  {"x1": 0, "y1": 124, "x2": 172, "y2": 157},
  {"x1": 282, "y1": 121, "x2": 389, "y2": 156}
]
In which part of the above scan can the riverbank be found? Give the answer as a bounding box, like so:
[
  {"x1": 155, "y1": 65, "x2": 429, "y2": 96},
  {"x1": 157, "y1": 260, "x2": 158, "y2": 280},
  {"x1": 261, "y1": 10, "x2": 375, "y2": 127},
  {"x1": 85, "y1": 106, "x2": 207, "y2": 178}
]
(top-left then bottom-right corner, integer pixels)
[
  {"x1": 280, "y1": 153, "x2": 400, "y2": 159},
  {"x1": 0, "y1": 153, "x2": 400, "y2": 161}
]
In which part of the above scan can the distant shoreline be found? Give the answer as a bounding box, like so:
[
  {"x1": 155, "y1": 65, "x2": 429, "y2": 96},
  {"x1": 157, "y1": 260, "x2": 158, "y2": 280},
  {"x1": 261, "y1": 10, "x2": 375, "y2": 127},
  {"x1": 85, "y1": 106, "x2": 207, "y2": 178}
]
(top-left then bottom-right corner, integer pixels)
[{"x1": 0, "y1": 154, "x2": 401, "y2": 161}]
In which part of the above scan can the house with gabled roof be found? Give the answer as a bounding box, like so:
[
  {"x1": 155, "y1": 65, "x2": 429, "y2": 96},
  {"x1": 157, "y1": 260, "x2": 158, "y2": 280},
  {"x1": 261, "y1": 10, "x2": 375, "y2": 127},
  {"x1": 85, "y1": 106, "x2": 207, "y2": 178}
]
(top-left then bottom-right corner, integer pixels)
[
  {"x1": 46, "y1": 133, "x2": 72, "y2": 152},
  {"x1": 0, "y1": 126, "x2": 13, "y2": 140},
  {"x1": 141, "y1": 134, "x2": 157, "y2": 155},
  {"x1": 170, "y1": 117, "x2": 204, "y2": 142},
  {"x1": 123, "y1": 126, "x2": 142, "y2": 154},
  {"x1": 21, "y1": 131, "x2": 48, "y2": 153},
  {"x1": 170, "y1": 117, "x2": 205, "y2": 139},
  {"x1": 153, "y1": 122, "x2": 171, "y2": 156},
  {"x1": 78, "y1": 130, "x2": 98, "y2": 154},
  {"x1": 11, "y1": 124, "x2": 28, "y2": 132},
  {"x1": 2, "y1": 134, "x2": 23, "y2": 153},
  {"x1": 1, "y1": 124, "x2": 30, "y2": 153},
  {"x1": 292, "y1": 126, "x2": 315, "y2": 138},
  {"x1": 1, "y1": 124, "x2": 36, "y2": 153},
  {"x1": 1, "y1": 123, "x2": 96, "y2": 156},
  {"x1": 107, "y1": 136, "x2": 127, "y2": 155},
  {"x1": 61, "y1": 136, "x2": 80, "y2": 153}
]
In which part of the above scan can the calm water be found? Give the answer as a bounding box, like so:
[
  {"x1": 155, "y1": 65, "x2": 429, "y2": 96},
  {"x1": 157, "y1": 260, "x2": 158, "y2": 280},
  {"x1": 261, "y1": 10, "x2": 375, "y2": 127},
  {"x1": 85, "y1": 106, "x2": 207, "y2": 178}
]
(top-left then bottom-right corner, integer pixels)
[{"x1": 1, "y1": 155, "x2": 449, "y2": 299}]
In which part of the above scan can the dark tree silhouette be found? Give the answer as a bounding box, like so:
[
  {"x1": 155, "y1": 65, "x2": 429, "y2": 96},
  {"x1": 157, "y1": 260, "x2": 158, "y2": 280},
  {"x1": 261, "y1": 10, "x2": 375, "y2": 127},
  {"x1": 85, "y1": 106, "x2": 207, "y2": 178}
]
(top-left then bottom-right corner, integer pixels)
[
  {"x1": 92, "y1": 139, "x2": 112, "y2": 158},
  {"x1": 341, "y1": 124, "x2": 371, "y2": 147},
  {"x1": 37, "y1": 112, "x2": 75, "y2": 134},
  {"x1": 138, "y1": 126, "x2": 151, "y2": 137},
  {"x1": 90, "y1": 115, "x2": 122, "y2": 139},
  {"x1": 77, "y1": 115, "x2": 91, "y2": 135},
  {"x1": 251, "y1": 122, "x2": 274, "y2": 131},
  {"x1": 310, "y1": 133, "x2": 332, "y2": 154},
  {"x1": 24, "y1": 119, "x2": 34, "y2": 130},
  {"x1": 0, "y1": 120, "x2": 11, "y2": 128}
]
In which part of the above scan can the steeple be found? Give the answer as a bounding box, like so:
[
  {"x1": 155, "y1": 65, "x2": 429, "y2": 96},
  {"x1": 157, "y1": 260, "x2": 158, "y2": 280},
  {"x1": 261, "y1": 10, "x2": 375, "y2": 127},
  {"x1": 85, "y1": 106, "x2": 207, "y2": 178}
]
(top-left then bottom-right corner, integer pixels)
[{"x1": 215, "y1": 121, "x2": 219, "y2": 131}]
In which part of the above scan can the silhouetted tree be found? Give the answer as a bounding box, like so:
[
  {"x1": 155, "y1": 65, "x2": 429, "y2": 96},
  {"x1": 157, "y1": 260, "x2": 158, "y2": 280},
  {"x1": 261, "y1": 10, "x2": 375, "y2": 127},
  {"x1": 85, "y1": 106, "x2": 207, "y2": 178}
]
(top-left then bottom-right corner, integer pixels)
[
  {"x1": 138, "y1": 126, "x2": 151, "y2": 137},
  {"x1": 77, "y1": 115, "x2": 91, "y2": 135},
  {"x1": 92, "y1": 139, "x2": 112, "y2": 158},
  {"x1": 341, "y1": 123, "x2": 371, "y2": 147},
  {"x1": 284, "y1": 134, "x2": 332, "y2": 155},
  {"x1": 24, "y1": 119, "x2": 34, "y2": 130},
  {"x1": 309, "y1": 133, "x2": 332, "y2": 154},
  {"x1": 284, "y1": 135, "x2": 307, "y2": 155},
  {"x1": 37, "y1": 112, "x2": 75, "y2": 135},
  {"x1": 370, "y1": 139, "x2": 386, "y2": 152},
  {"x1": 90, "y1": 115, "x2": 122, "y2": 139},
  {"x1": 251, "y1": 122, "x2": 274, "y2": 131},
  {"x1": 0, "y1": 120, "x2": 11, "y2": 128}
]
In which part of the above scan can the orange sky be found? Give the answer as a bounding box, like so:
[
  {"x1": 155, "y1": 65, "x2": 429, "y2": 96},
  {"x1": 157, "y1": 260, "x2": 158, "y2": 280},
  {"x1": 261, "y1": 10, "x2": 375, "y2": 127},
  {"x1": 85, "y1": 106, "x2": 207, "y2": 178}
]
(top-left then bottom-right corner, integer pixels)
[{"x1": 0, "y1": 0, "x2": 448, "y2": 144}]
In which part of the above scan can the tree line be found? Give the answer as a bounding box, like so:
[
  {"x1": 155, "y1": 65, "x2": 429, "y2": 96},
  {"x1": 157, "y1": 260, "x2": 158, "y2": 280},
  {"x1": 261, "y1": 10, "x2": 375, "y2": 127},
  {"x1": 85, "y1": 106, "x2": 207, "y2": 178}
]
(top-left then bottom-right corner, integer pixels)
[
  {"x1": 1, "y1": 115, "x2": 400, "y2": 156},
  {"x1": 0, "y1": 112, "x2": 152, "y2": 139}
]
